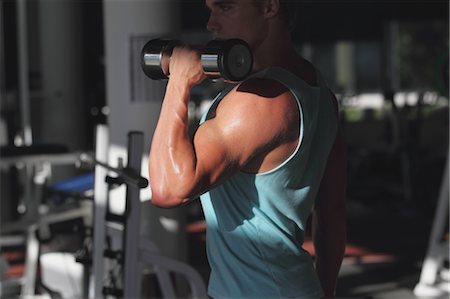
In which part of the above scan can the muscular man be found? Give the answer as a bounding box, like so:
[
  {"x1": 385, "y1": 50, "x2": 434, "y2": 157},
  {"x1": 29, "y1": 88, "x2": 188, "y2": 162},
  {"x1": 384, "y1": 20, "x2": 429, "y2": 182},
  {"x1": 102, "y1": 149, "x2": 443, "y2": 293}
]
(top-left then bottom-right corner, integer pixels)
[{"x1": 149, "y1": 0, "x2": 347, "y2": 297}]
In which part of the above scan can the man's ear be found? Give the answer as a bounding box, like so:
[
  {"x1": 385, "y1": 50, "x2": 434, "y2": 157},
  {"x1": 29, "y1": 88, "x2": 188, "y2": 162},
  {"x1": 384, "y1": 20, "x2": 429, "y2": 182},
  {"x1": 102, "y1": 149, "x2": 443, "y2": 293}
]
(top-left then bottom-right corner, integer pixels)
[{"x1": 262, "y1": 0, "x2": 280, "y2": 18}]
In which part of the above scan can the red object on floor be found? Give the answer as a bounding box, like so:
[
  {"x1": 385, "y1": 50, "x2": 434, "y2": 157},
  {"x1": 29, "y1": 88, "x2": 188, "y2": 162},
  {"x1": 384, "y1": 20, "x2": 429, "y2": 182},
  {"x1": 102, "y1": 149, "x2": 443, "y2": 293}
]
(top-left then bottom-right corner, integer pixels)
[{"x1": 2, "y1": 248, "x2": 26, "y2": 278}]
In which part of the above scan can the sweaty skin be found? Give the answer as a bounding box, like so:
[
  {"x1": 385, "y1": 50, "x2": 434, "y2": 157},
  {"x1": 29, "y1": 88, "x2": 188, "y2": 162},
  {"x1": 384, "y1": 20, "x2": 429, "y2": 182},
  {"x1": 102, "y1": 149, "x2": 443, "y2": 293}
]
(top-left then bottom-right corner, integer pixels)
[
  {"x1": 149, "y1": 54, "x2": 300, "y2": 207},
  {"x1": 149, "y1": 0, "x2": 346, "y2": 297}
]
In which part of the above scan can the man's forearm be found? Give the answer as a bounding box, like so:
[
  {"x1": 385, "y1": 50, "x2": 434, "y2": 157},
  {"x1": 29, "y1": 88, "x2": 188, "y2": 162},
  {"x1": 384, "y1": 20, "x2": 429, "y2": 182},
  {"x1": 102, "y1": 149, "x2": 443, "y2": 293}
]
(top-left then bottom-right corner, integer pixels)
[
  {"x1": 312, "y1": 210, "x2": 346, "y2": 298},
  {"x1": 149, "y1": 79, "x2": 198, "y2": 205}
]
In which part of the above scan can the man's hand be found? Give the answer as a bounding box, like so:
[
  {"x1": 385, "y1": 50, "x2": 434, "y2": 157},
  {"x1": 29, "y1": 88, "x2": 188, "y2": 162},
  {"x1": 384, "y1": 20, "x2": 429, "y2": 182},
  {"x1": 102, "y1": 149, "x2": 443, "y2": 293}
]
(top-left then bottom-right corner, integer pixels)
[{"x1": 169, "y1": 46, "x2": 207, "y2": 88}]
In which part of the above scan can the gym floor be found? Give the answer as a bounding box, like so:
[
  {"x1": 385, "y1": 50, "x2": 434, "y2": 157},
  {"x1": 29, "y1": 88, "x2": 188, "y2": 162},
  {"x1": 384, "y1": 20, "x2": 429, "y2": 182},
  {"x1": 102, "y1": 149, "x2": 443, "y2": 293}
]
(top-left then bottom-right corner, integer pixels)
[
  {"x1": 1, "y1": 199, "x2": 448, "y2": 299},
  {"x1": 335, "y1": 199, "x2": 446, "y2": 299},
  {"x1": 1, "y1": 193, "x2": 447, "y2": 298}
]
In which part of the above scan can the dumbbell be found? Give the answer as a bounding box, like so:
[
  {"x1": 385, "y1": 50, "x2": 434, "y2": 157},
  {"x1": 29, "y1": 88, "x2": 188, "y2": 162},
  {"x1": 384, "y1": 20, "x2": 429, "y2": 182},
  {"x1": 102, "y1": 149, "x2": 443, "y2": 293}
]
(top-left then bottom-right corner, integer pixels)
[{"x1": 141, "y1": 39, "x2": 253, "y2": 82}]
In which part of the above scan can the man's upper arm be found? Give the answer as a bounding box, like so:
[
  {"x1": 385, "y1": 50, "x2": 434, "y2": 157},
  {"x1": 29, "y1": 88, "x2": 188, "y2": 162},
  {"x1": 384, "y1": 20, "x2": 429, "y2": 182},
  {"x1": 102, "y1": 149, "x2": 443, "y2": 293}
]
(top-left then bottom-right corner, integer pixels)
[
  {"x1": 188, "y1": 79, "x2": 294, "y2": 198},
  {"x1": 188, "y1": 115, "x2": 242, "y2": 196}
]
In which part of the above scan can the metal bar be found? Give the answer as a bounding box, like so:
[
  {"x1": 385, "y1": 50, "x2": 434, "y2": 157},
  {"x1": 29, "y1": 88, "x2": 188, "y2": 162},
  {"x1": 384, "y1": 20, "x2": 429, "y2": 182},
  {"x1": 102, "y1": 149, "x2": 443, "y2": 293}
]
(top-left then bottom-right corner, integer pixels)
[
  {"x1": 139, "y1": 248, "x2": 208, "y2": 299},
  {"x1": 80, "y1": 153, "x2": 148, "y2": 189},
  {"x1": 89, "y1": 125, "x2": 110, "y2": 299},
  {"x1": 0, "y1": 152, "x2": 83, "y2": 168},
  {"x1": 0, "y1": 0, "x2": 5, "y2": 100},
  {"x1": 417, "y1": 153, "x2": 449, "y2": 285},
  {"x1": 123, "y1": 131, "x2": 144, "y2": 298},
  {"x1": 21, "y1": 224, "x2": 39, "y2": 296},
  {"x1": 16, "y1": 0, "x2": 32, "y2": 145}
]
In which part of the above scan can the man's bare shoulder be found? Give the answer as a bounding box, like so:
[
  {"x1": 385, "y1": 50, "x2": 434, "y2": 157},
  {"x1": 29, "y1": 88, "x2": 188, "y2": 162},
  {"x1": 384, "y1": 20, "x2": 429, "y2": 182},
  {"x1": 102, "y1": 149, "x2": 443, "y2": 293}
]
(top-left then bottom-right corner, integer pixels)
[
  {"x1": 216, "y1": 78, "x2": 296, "y2": 114},
  {"x1": 237, "y1": 78, "x2": 289, "y2": 98},
  {"x1": 211, "y1": 78, "x2": 296, "y2": 147},
  {"x1": 214, "y1": 78, "x2": 298, "y2": 127},
  {"x1": 196, "y1": 78, "x2": 301, "y2": 173}
]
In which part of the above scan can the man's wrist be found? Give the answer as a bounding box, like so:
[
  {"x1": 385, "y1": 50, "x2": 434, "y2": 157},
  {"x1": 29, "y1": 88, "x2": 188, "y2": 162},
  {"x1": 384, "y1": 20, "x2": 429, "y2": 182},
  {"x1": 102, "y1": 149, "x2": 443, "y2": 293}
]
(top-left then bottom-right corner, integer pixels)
[{"x1": 167, "y1": 77, "x2": 193, "y2": 101}]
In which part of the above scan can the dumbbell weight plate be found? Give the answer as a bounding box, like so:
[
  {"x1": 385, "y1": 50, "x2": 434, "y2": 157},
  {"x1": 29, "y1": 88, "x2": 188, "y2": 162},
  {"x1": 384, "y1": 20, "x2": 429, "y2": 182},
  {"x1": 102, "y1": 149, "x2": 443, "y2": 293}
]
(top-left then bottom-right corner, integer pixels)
[
  {"x1": 141, "y1": 39, "x2": 181, "y2": 80},
  {"x1": 221, "y1": 39, "x2": 253, "y2": 82},
  {"x1": 202, "y1": 39, "x2": 253, "y2": 82}
]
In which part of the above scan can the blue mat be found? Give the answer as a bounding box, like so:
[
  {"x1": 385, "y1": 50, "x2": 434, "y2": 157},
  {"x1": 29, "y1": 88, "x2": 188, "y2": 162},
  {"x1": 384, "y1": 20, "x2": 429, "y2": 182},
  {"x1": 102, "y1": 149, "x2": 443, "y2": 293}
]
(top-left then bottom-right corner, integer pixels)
[{"x1": 50, "y1": 173, "x2": 94, "y2": 193}]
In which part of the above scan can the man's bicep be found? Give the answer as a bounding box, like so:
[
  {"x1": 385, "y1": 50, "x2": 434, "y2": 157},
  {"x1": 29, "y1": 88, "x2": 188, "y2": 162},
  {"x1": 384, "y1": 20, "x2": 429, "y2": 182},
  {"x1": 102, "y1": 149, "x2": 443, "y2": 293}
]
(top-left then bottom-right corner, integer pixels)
[
  {"x1": 190, "y1": 86, "x2": 290, "y2": 194},
  {"x1": 190, "y1": 120, "x2": 242, "y2": 195}
]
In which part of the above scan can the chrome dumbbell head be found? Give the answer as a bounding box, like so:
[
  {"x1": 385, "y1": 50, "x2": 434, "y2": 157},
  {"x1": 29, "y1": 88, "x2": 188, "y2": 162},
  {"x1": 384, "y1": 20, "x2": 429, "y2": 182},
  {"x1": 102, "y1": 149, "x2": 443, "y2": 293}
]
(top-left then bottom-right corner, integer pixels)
[
  {"x1": 141, "y1": 38, "x2": 253, "y2": 82},
  {"x1": 141, "y1": 39, "x2": 181, "y2": 80},
  {"x1": 202, "y1": 39, "x2": 253, "y2": 82}
]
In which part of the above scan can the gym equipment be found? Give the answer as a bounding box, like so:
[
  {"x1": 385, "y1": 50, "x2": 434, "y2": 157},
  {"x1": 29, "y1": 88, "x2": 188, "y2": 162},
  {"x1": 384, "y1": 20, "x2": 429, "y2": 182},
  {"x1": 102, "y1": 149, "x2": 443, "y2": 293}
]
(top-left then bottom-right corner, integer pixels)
[
  {"x1": 141, "y1": 38, "x2": 253, "y2": 82},
  {"x1": 0, "y1": 144, "x2": 78, "y2": 222},
  {"x1": 0, "y1": 126, "x2": 207, "y2": 298},
  {"x1": 21, "y1": 201, "x2": 92, "y2": 297},
  {"x1": 0, "y1": 145, "x2": 87, "y2": 298},
  {"x1": 414, "y1": 153, "x2": 449, "y2": 297},
  {"x1": 89, "y1": 125, "x2": 207, "y2": 299}
]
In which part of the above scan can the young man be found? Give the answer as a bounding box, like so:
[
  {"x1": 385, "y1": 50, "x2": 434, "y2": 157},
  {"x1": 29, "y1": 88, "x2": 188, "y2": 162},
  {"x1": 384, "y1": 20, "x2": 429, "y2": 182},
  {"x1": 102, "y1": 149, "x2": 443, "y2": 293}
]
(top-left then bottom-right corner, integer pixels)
[{"x1": 149, "y1": 0, "x2": 347, "y2": 297}]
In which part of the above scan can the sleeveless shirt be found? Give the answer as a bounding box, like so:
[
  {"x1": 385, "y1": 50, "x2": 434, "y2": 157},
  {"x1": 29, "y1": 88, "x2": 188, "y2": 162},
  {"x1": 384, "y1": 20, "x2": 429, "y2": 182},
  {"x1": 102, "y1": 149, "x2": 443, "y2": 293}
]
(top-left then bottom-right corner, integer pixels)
[{"x1": 199, "y1": 67, "x2": 337, "y2": 298}]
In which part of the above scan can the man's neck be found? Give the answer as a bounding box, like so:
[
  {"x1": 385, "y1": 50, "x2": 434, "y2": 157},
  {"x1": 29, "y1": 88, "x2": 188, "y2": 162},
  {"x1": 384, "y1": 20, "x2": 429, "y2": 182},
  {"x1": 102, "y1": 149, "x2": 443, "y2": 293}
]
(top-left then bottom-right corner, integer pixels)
[
  {"x1": 251, "y1": 25, "x2": 318, "y2": 87},
  {"x1": 252, "y1": 26, "x2": 298, "y2": 72}
]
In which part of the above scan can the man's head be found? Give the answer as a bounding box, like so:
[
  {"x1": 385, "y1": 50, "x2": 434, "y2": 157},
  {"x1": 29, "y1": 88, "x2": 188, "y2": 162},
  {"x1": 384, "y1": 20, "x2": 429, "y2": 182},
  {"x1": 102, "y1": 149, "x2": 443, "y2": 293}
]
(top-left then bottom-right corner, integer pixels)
[{"x1": 205, "y1": 0, "x2": 295, "y2": 47}]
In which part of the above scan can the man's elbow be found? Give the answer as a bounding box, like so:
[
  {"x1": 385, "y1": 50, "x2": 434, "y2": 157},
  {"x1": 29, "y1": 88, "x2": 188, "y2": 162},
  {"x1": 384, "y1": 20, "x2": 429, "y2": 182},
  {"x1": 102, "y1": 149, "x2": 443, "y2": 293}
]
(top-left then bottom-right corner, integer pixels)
[
  {"x1": 148, "y1": 167, "x2": 200, "y2": 208},
  {"x1": 150, "y1": 184, "x2": 193, "y2": 208},
  {"x1": 150, "y1": 185, "x2": 183, "y2": 208}
]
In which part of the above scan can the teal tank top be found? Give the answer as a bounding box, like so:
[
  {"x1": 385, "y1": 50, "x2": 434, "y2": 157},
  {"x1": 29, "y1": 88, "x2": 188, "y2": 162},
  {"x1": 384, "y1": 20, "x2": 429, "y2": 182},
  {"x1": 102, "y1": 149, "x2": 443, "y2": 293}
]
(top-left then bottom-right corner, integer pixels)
[{"x1": 199, "y1": 67, "x2": 337, "y2": 298}]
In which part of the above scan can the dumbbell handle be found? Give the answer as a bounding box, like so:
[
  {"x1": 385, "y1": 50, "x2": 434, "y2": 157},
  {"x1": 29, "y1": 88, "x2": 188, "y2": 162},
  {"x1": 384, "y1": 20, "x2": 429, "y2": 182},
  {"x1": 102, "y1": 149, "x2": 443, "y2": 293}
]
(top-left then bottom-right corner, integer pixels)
[{"x1": 141, "y1": 39, "x2": 253, "y2": 82}]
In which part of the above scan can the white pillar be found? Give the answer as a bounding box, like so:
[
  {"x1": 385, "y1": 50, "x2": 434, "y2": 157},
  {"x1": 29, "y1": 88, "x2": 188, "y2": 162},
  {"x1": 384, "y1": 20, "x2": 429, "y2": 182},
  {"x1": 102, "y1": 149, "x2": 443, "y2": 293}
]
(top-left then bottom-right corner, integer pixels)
[{"x1": 103, "y1": 0, "x2": 187, "y2": 264}]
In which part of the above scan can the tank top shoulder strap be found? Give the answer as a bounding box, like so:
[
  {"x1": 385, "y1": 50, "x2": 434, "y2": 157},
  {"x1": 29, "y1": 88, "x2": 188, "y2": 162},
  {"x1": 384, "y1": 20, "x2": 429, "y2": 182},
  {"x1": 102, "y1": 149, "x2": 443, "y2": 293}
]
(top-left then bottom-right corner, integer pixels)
[{"x1": 199, "y1": 83, "x2": 237, "y2": 124}]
